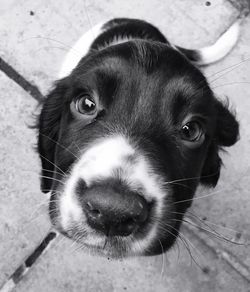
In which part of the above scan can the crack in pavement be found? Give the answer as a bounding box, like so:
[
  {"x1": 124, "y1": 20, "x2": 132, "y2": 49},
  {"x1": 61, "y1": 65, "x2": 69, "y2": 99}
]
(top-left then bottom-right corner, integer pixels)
[
  {"x1": 0, "y1": 232, "x2": 58, "y2": 292},
  {"x1": 0, "y1": 57, "x2": 44, "y2": 102}
]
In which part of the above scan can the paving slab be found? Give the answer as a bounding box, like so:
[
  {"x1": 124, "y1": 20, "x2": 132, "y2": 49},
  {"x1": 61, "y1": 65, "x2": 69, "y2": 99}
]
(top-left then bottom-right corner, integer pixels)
[
  {"x1": 0, "y1": 0, "x2": 239, "y2": 95},
  {"x1": 13, "y1": 230, "x2": 249, "y2": 292},
  {"x1": 0, "y1": 72, "x2": 50, "y2": 288},
  {"x1": 191, "y1": 16, "x2": 250, "y2": 268}
]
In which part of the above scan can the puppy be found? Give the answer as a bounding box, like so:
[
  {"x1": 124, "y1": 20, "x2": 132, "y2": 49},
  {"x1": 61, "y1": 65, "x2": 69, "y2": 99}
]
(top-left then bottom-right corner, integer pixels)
[{"x1": 37, "y1": 18, "x2": 240, "y2": 258}]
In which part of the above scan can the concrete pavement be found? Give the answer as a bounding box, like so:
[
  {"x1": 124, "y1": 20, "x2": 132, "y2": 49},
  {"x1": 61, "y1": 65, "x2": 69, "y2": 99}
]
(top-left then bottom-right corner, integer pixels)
[{"x1": 0, "y1": 0, "x2": 250, "y2": 291}]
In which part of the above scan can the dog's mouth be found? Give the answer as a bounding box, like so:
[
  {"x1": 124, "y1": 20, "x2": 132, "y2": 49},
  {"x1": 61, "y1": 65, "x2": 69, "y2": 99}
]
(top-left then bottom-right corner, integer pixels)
[
  {"x1": 71, "y1": 230, "x2": 141, "y2": 258},
  {"x1": 50, "y1": 191, "x2": 163, "y2": 258},
  {"x1": 53, "y1": 214, "x2": 179, "y2": 258},
  {"x1": 48, "y1": 136, "x2": 183, "y2": 257}
]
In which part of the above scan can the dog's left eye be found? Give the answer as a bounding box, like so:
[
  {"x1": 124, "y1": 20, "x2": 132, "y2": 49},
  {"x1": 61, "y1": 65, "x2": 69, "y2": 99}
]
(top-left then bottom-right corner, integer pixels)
[
  {"x1": 75, "y1": 94, "x2": 96, "y2": 115},
  {"x1": 180, "y1": 121, "x2": 204, "y2": 143}
]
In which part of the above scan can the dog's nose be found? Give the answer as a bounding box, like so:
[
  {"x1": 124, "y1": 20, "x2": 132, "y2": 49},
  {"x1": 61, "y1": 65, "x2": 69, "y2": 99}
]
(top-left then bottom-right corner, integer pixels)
[{"x1": 81, "y1": 184, "x2": 149, "y2": 236}]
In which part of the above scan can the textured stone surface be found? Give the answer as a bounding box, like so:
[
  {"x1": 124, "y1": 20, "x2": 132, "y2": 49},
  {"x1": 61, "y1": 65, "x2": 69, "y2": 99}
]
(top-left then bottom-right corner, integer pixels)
[
  {"x1": 13, "y1": 232, "x2": 248, "y2": 292},
  {"x1": 191, "y1": 16, "x2": 250, "y2": 268},
  {"x1": 0, "y1": 72, "x2": 50, "y2": 287}
]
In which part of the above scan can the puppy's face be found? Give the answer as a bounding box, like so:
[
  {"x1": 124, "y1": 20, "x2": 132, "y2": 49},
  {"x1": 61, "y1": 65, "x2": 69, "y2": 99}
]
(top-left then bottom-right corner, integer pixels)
[{"x1": 38, "y1": 41, "x2": 239, "y2": 258}]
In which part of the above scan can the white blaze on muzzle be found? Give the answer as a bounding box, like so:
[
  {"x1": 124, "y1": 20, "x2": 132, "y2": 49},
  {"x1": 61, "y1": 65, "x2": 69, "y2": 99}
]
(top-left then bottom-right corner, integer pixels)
[
  {"x1": 59, "y1": 135, "x2": 166, "y2": 244},
  {"x1": 69, "y1": 135, "x2": 165, "y2": 199}
]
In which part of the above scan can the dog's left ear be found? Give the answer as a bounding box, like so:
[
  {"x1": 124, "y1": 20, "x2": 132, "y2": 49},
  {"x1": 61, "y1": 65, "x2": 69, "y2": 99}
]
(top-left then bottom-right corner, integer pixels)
[
  {"x1": 200, "y1": 100, "x2": 239, "y2": 187},
  {"x1": 37, "y1": 79, "x2": 68, "y2": 193}
]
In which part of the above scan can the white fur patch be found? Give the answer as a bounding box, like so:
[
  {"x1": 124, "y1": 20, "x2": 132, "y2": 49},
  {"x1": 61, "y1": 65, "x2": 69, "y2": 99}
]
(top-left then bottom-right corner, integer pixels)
[
  {"x1": 96, "y1": 35, "x2": 133, "y2": 51},
  {"x1": 66, "y1": 135, "x2": 166, "y2": 202},
  {"x1": 60, "y1": 175, "x2": 83, "y2": 230},
  {"x1": 197, "y1": 19, "x2": 240, "y2": 65},
  {"x1": 58, "y1": 22, "x2": 105, "y2": 78},
  {"x1": 59, "y1": 135, "x2": 166, "y2": 252},
  {"x1": 77, "y1": 136, "x2": 135, "y2": 184},
  {"x1": 56, "y1": 20, "x2": 172, "y2": 254},
  {"x1": 58, "y1": 22, "x2": 142, "y2": 79}
]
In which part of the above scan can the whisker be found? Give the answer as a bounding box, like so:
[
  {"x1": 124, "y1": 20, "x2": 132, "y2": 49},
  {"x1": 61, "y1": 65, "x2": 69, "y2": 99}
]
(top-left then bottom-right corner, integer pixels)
[
  {"x1": 11, "y1": 212, "x2": 51, "y2": 237},
  {"x1": 174, "y1": 239, "x2": 181, "y2": 262},
  {"x1": 171, "y1": 210, "x2": 241, "y2": 234},
  {"x1": 181, "y1": 57, "x2": 250, "y2": 107},
  {"x1": 33, "y1": 46, "x2": 71, "y2": 55},
  {"x1": 207, "y1": 57, "x2": 250, "y2": 85},
  {"x1": 158, "y1": 224, "x2": 198, "y2": 268},
  {"x1": 38, "y1": 153, "x2": 66, "y2": 176},
  {"x1": 169, "y1": 213, "x2": 246, "y2": 246},
  {"x1": 39, "y1": 175, "x2": 65, "y2": 185},
  {"x1": 157, "y1": 221, "x2": 205, "y2": 269},
  {"x1": 23, "y1": 168, "x2": 66, "y2": 178},
  {"x1": 163, "y1": 181, "x2": 194, "y2": 190},
  {"x1": 30, "y1": 199, "x2": 50, "y2": 217},
  {"x1": 211, "y1": 81, "x2": 250, "y2": 90},
  {"x1": 19, "y1": 36, "x2": 82, "y2": 56},
  {"x1": 72, "y1": 140, "x2": 81, "y2": 153},
  {"x1": 41, "y1": 169, "x2": 67, "y2": 178},
  {"x1": 158, "y1": 239, "x2": 165, "y2": 278},
  {"x1": 157, "y1": 222, "x2": 203, "y2": 269},
  {"x1": 186, "y1": 210, "x2": 242, "y2": 235},
  {"x1": 180, "y1": 219, "x2": 247, "y2": 246},
  {"x1": 173, "y1": 187, "x2": 228, "y2": 205},
  {"x1": 40, "y1": 133, "x2": 79, "y2": 159},
  {"x1": 83, "y1": 0, "x2": 95, "y2": 38},
  {"x1": 163, "y1": 171, "x2": 220, "y2": 185}
]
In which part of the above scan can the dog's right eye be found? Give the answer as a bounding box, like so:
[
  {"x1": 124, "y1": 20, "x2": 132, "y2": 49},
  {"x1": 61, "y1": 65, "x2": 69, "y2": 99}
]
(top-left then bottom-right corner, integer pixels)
[{"x1": 75, "y1": 94, "x2": 97, "y2": 115}]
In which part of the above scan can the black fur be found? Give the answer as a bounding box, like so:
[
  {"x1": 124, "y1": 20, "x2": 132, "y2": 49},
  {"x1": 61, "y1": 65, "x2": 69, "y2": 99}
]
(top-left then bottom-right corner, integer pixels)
[{"x1": 37, "y1": 18, "x2": 239, "y2": 256}]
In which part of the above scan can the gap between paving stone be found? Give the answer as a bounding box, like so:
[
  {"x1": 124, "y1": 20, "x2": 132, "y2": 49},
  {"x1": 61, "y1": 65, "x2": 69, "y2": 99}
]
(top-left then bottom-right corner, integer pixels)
[
  {"x1": 0, "y1": 56, "x2": 46, "y2": 292},
  {"x1": 0, "y1": 57, "x2": 44, "y2": 102},
  {"x1": 1, "y1": 220, "x2": 250, "y2": 292},
  {"x1": 0, "y1": 232, "x2": 58, "y2": 292}
]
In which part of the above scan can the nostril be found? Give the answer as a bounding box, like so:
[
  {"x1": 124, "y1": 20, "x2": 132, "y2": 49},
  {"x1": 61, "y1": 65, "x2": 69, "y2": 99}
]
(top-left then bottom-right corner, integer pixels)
[
  {"x1": 91, "y1": 209, "x2": 101, "y2": 216},
  {"x1": 109, "y1": 217, "x2": 137, "y2": 236},
  {"x1": 124, "y1": 218, "x2": 137, "y2": 232},
  {"x1": 86, "y1": 202, "x2": 93, "y2": 210},
  {"x1": 85, "y1": 202, "x2": 101, "y2": 218},
  {"x1": 123, "y1": 217, "x2": 136, "y2": 226}
]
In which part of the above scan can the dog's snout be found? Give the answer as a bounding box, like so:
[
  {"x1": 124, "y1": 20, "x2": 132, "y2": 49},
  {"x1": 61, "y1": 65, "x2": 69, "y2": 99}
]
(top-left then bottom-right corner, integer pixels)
[{"x1": 82, "y1": 184, "x2": 149, "y2": 236}]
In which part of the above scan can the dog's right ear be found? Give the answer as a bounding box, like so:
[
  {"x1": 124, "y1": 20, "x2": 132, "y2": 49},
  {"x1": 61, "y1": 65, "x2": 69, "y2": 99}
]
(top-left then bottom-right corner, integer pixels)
[
  {"x1": 37, "y1": 80, "x2": 68, "y2": 193},
  {"x1": 200, "y1": 99, "x2": 239, "y2": 187}
]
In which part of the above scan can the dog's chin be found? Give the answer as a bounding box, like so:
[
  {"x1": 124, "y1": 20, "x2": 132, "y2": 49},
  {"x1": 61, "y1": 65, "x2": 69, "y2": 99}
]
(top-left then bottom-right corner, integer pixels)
[
  {"x1": 80, "y1": 242, "x2": 134, "y2": 259},
  {"x1": 55, "y1": 223, "x2": 176, "y2": 258},
  {"x1": 63, "y1": 230, "x2": 140, "y2": 259}
]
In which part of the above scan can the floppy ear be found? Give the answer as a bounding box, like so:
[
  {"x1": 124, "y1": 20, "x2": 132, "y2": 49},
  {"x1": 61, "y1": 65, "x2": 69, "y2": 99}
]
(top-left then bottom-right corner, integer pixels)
[
  {"x1": 200, "y1": 100, "x2": 239, "y2": 187},
  {"x1": 37, "y1": 80, "x2": 67, "y2": 193},
  {"x1": 215, "y1": 100, "x2": 239, "y2": 146}
]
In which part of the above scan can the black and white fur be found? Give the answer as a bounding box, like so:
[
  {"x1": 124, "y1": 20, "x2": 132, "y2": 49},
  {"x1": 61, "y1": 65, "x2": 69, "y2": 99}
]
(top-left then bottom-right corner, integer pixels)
[
  {"x1": 59, "y1": 18, "x2": 240, "y2": 78},
  {"x1": 38, "y1": 18, "x2": 240, "y2": 258}
]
